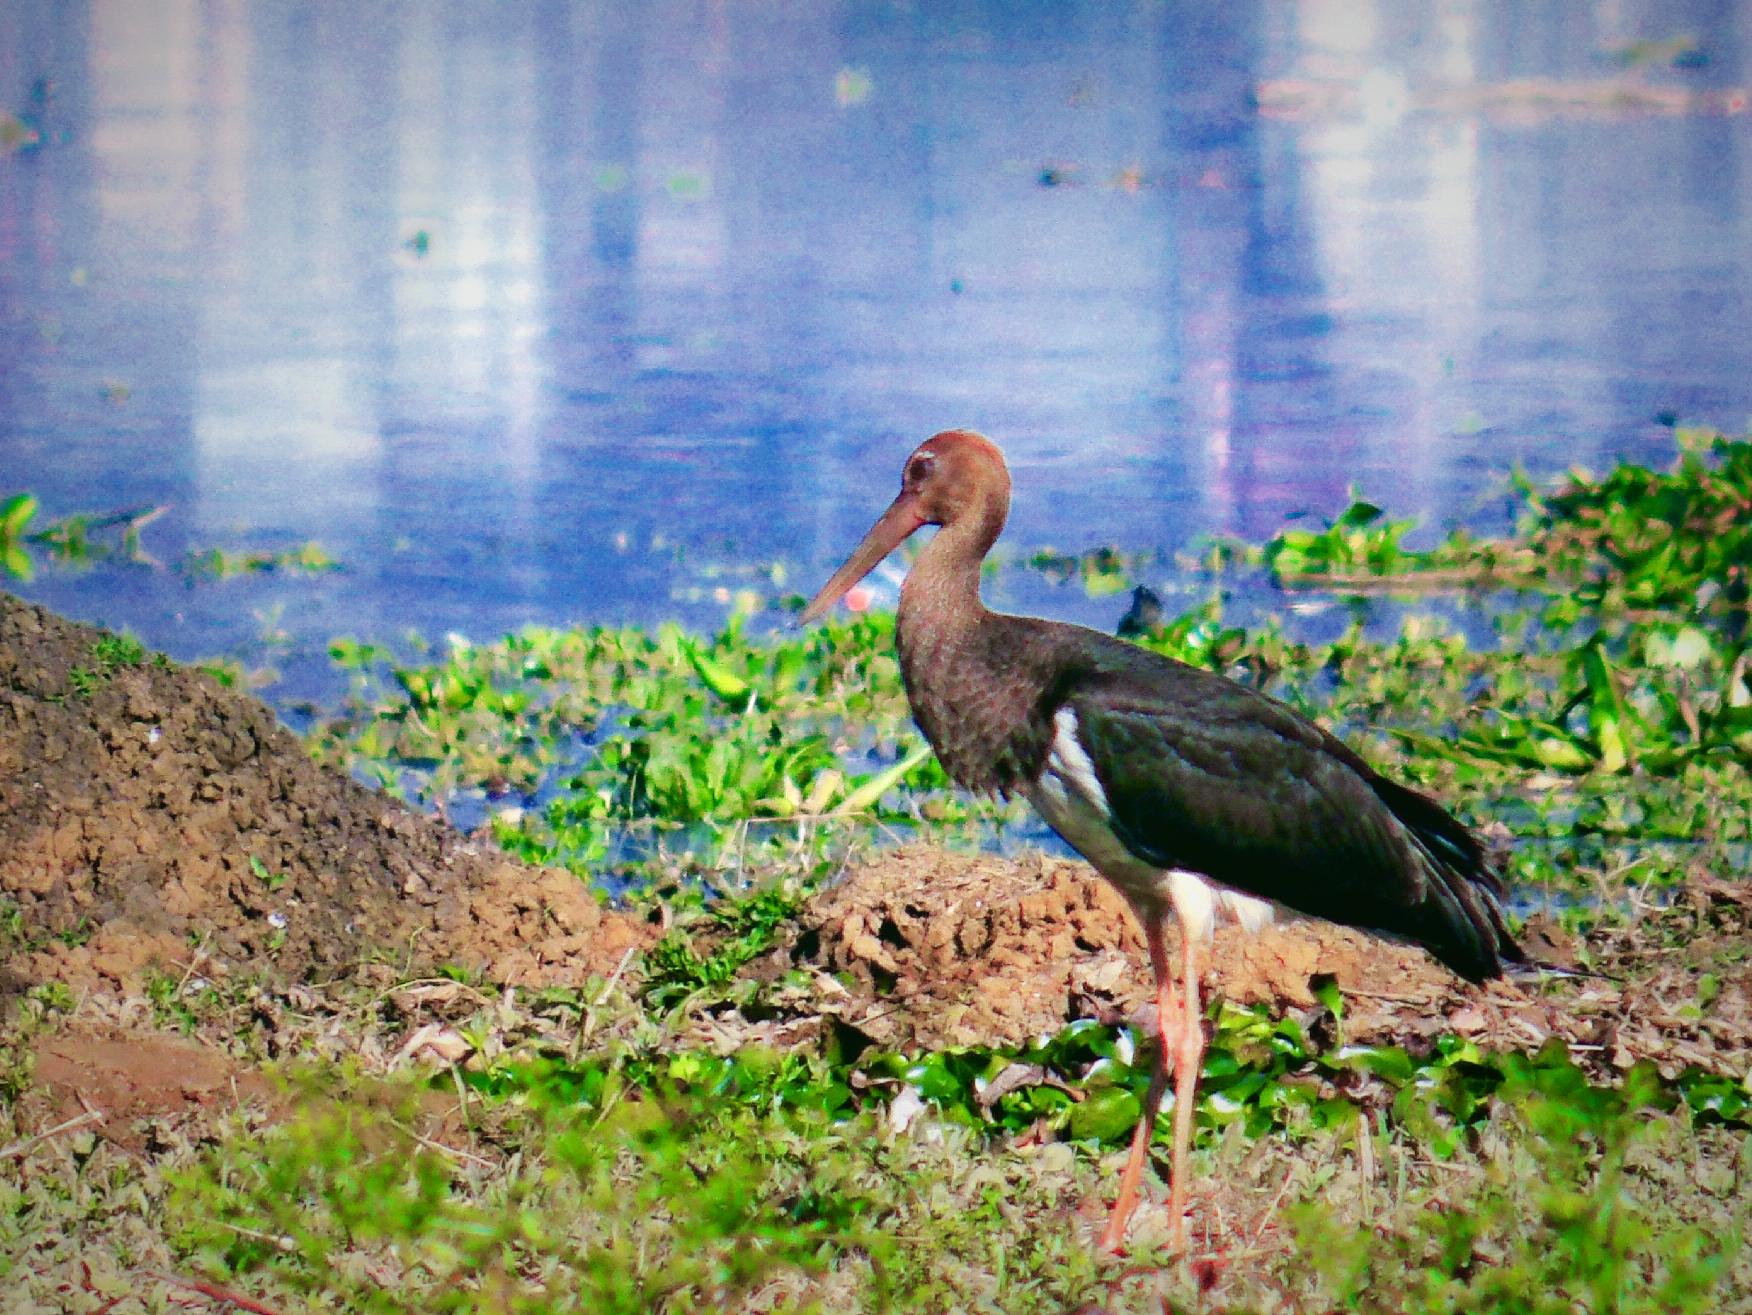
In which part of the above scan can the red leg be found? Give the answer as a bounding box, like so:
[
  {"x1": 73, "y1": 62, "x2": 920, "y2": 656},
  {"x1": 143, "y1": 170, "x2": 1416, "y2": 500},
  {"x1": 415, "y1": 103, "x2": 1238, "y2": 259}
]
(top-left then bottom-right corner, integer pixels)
[
  {"x1": 1099, "y1": 914, "x2": 1177, "y2": 1253},
  {"x1": 1166, "y1": 920, "x2": 1205, "y2": 1247}
]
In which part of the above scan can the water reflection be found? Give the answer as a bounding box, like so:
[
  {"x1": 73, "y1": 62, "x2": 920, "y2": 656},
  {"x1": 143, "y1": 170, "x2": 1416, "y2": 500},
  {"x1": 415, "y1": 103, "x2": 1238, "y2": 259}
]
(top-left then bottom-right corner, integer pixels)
[{"x1": 0, "y1": 0, "x2": 1748, "y2": 691}]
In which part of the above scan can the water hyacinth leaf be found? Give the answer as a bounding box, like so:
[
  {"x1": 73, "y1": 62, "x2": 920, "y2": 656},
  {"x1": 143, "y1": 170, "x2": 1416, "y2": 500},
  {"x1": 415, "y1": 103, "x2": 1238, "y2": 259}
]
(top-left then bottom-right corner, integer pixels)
[
  {"x1": 1334, "y1": 1043, "x2": 1418, "y2": 1085},
  {"x1": 838, "y1": 742, "x2": 933, "y2": 815},
  {"x1": 0, "y1": 492, "x2": 36, "y2": 538},
  {"x1": 1204, "y1": 1070, "x2": 1269, "y2": 1121},
  {"x1": 1334, "y1": 499, "x2": 1384, "y2": 529},
  {"x1": 1645, "y1": 624, "x2": 1714, "y2": 669},
  {"x1": 1068, "y1": 1085, "x2": 1140, "y2": 1143},
  {"x1": 1197, "y1": 1047, "x2": 1256, "y2": 1094},
  {"x1": 1270, "y1": 1014, "x2": 1311, "y2": 1058},
  {"x1": 1594, "y1": 717, "x2": 1629, "y2": 774},
  {"x1": 1681, "y1": 1071, "x2": 1752, "y2": 1124},
  {"x1": 687, "y1": 641, "x2": 751, "y2": 703},
  {"x1": 903, "y1": 1053, "x2": 964, "y2": 1106},
  {"x1": 799, "y1": 768, "x2": 842, "y2": 814},
  {"x1": 1578, "y1": 638, "x2": 1638, "y2": 772},
  {"x1": 1533, "y1": 734, "x2": 1595, "y2": 773}
]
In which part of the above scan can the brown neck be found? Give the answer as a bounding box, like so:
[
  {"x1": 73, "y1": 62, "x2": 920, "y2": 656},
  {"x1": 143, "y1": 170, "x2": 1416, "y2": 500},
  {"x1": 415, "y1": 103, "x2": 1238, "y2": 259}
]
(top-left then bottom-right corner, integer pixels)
[
  {"x1": 897, "y1": 492, "x2": 1004, "y2": 645},
  {"x1": 893, "y1": 494, "x2": 1059, "y2": 795},
  {"x1": 899, "y1": 524, "x2": 980, "y2": 630}
]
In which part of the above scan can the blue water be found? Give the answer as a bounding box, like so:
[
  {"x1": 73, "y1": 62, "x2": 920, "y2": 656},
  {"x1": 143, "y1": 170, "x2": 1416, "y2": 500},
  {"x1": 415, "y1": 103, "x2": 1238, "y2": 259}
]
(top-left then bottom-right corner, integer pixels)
[{"x1": 3, "y1": 0, "x2": 1750, "y2": 711}]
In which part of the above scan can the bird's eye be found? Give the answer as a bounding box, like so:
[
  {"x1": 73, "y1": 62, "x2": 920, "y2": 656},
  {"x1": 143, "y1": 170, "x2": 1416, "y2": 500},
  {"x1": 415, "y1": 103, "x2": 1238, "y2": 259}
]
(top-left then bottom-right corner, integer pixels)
[{"x1": 907, "y1": 452, "x2": 936, "y2": 484}]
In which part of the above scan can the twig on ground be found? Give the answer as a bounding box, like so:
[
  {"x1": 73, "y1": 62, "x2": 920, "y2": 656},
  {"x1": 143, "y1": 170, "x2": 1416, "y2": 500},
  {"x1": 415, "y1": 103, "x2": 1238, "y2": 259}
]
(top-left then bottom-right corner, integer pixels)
[
  {"x1": 140, "y1": 1269, "x2": 290, "y2": 1315},
  {"x1": 580, "y1": 944, "x2": 640, "y2": 1045},
  {"x1": 1343, "y1": 988, "x2": 1439, "y2": 1006},
  {"x1": 389, "y1": 1118, "x2": 498, "y2": 1171},
  {"x1": 1, "y1": 1108, "x2": 106, "y2": 1159}
]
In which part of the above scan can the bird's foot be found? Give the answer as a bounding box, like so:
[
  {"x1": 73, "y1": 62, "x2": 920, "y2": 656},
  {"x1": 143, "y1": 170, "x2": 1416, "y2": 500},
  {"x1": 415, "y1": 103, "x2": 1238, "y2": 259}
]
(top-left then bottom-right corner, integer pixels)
[{"x1": 1095, "y1": 1187, "x2": 1189, "y2": 1258}]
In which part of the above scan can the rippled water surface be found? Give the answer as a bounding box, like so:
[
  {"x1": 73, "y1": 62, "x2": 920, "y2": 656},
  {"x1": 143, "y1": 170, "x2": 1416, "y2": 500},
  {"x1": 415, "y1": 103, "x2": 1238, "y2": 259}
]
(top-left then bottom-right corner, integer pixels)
[{"x1": 3, "y1": 0, "x2": 1750, "y2": 705}]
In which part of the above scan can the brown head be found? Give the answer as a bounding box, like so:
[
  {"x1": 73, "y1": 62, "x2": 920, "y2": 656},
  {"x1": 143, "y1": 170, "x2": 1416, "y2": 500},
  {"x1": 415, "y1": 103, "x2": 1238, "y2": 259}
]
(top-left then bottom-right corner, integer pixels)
[{"x1": 800, "y1": 429, "x2": 1011, "y2": 623}]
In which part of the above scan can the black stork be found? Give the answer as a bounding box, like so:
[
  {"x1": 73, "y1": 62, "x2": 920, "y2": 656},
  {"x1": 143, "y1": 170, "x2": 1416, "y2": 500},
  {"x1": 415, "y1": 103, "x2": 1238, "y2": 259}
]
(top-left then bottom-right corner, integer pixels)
[{"x1": 801, "y1": 429, "x2": 1524, "y2": 1252}]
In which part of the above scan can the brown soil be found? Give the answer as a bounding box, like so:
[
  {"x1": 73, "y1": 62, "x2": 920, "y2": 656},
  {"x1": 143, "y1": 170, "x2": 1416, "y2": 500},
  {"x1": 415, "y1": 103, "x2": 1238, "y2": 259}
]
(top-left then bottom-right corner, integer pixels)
[
  {"x1": 750, "y1": 846, "x2": 1752, "y2": 1081},
  {"x1": 766, "y1": 846, "x2": 1455, "y2": 1049},
  {"x1": 0, "y1": 592, "x2": 649, "y2": 1005},
  {"x1": 27, "y1": 1030, "x2": 276, "y2": 1152}
]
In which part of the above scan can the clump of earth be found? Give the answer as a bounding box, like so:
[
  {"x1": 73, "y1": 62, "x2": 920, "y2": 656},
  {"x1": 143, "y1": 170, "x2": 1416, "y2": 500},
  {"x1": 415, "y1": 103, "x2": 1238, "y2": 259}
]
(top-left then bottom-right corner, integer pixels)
[
  {"x1": 749, "y1": 846, "x2": 1752, "y2": 1084},
  {"x1": 3, "y1": 590, "x2": 1748, "y2": 1126}
]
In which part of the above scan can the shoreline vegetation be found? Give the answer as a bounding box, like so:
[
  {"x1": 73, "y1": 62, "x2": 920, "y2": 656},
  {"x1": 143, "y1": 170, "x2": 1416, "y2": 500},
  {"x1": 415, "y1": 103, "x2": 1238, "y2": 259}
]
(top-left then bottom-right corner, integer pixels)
[{"x1": 3, "y1": 430, "x2": 1751, "y2": 1312}]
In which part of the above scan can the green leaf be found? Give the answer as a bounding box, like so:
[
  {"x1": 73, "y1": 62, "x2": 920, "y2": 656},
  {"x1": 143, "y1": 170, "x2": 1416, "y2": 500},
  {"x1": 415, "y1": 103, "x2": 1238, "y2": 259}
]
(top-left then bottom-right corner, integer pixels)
[
  {"x1": 838, "y1": 742, "x2": 932, "y2": 815},
  {"x1": 1533, "y1": 735, "x2": 1594, "y2": 772},
  {"x1": 1069, "y1": 1085, "x2": 1140, "y2": 1143},
  {"x1": 687, "y1": 643, "x2": 751, "y2": 702},
  {"x1": 1646, "y1": 625, "x2": 1713, "y2": 669},
  {"x1": 0, "y1": 492, "x2": 37, "y2": 539},
  {"x1": 1334, "y1": 500, "x2": 1384, "y2": 529}
]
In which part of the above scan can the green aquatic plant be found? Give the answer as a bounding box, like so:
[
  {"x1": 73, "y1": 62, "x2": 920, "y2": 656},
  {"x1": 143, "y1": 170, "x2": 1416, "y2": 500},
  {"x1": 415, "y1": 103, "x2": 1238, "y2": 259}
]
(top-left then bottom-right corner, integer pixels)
[
  {"x1": 179, "y1": 542, "x2": 340, "y2": 580},
  {"x1": 1258, "y1": 429, "x2": 1752, "y2": 623},
  {"x1": 1024, "y1": 544, "x2": 1155, "y2": 596},
  {"x1": 0, "y1": 493, "x2": 37, "y2": 578},
  {"x1": 1264, "y1": 495, "x2": 1427, "y2": 580},
  {"x1": 320, "y1": 611, "x2": 968, "y2": 881},
  {"x1": 284, "y1": 427, "x2": 1752, "y2": 916},
  {"x1": 0, "y1": 489, "x2": 341, "y2": 583},
  {"x1": 1395, "y1": 628, "x2": 1752, "y2": 776}
]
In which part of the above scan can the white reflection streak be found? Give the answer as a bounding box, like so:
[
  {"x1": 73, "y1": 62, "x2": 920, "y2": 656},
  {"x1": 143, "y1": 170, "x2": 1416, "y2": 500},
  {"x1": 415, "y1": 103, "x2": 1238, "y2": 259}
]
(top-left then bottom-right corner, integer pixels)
[
  {"x1": 1290, "y1": 0, "x2": 1485, "y2": 478},
  {"x1": 1299, "y1": 0, "x2": 1376, "y2": 57},
  {"x1": 90, "y1": 0, "x2": 201, "y2": 238},
  {"x1": 391, "y1": 11, "x2": 547, "y2": 486},
  {"x1": 1187, "y1": 303, "x2": 1237, "y2": 531},
  {"x1": 188, "y1": 5, "x2": 380, "y2": 531},
  {"x1": 1437, "y1": 0, "x2": 1475, "y2": 83},
  {"x1": 1420, "y1": 8, "x2": 1481, "y2": 451},
  {"x1": 635, "y1": 0, "x2": 727, "y2": 286}
]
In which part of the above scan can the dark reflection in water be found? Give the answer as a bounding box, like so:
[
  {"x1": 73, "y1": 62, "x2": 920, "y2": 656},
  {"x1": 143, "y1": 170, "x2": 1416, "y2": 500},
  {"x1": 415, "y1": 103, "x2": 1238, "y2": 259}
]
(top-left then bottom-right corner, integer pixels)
[{"x1": 1, "y1": 0, "x2": 1749, "y2": 705}]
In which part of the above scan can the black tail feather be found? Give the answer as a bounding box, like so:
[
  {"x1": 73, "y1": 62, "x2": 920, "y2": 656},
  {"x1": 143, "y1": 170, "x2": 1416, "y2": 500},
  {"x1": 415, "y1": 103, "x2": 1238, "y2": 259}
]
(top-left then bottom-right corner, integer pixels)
[{"x1": 1374, "y1": 775, "x2": 1526, "y2": 983}]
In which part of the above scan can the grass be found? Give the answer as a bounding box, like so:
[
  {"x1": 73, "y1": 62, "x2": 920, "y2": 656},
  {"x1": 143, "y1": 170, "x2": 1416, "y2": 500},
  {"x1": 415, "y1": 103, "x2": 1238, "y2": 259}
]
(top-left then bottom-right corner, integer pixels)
[
  {"x1": 5, "y1": 429, "x2": 1752, "y2": 1310},
  {"x1": 5, "y1": 975, "x2": 1748, "y2": 1313}
]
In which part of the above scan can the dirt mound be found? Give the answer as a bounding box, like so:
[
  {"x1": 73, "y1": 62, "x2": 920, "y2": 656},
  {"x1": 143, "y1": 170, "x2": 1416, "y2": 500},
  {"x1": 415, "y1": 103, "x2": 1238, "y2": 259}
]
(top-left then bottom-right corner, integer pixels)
[
  {"x1": 768, "y1": 847, "x2": 1752, "y2": 1078},
  {"x1": 0, "y1": 593, "x2": 647, "y2": 1000},
  {"x1": 772, "y1": 847, "x2": 1456, "y2": 1049}
]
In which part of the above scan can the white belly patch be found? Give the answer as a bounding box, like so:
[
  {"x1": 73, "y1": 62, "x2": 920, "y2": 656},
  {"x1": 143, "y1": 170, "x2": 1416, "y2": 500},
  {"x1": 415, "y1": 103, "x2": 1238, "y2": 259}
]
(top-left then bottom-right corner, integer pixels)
[{"x1": 1024, "y1": 706, "x2": 1277, "y2": 939}]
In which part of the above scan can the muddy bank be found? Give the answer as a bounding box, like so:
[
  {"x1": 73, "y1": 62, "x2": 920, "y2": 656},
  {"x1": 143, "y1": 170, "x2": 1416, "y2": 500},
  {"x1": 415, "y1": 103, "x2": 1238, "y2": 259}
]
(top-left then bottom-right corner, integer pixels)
[
  {"x1": 3, "y1": 589, "x2": 1747, "y2": 1097},
  {"x1": 0, "y1": 593, "x2": 648, "y2": 1000}
]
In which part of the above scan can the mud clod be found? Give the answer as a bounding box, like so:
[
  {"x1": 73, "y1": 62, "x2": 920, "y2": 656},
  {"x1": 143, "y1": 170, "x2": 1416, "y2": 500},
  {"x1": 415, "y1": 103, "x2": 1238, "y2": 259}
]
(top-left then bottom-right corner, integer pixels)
[
  {"x1": 778, "y1": 846, "x2": 1458, "y2": 1049},
  {"x1": 767, "y1": 846, "x2": 1751, "y2": 1079}
]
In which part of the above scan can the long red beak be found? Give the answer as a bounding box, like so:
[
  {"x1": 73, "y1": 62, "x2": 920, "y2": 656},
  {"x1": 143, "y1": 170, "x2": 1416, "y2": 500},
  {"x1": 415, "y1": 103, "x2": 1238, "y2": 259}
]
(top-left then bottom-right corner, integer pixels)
[{"x1": 800, "y1": 492, "x2": 927, "y2": 624}]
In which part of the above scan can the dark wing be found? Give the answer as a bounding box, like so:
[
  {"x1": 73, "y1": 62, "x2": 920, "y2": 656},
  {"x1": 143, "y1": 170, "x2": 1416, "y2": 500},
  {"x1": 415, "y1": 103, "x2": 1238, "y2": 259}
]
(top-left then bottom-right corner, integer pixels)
[{"x1": 1065, "y1": 652, "x2": 1520, "y2": 981}]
